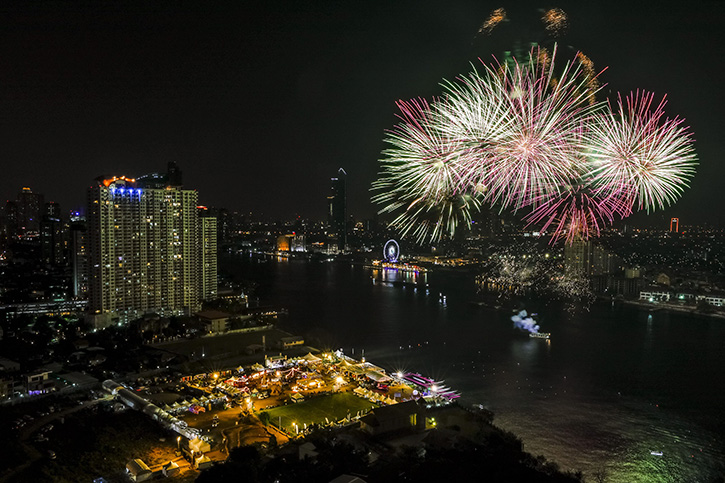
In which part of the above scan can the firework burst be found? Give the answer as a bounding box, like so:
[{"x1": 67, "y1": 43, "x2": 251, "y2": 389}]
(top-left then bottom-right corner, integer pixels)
[
  {"x1": 584, "y1": 91, "x2": 697, "y2": 213},
  {"x1": 479, "y1": 48, "x2": 600, "y2": 211},
  {"x1": 542, "y1": 8, "x2": 568, "y2": 37},
  {"x1": 373, "y1": 45, "x2": 697, "y2": 244},
  {"x1": 371, "y1": 99, "x2": 482, "y2": 242},
  {"x1": 524, "y1": 184, "x2": 626, "y2": 244}
]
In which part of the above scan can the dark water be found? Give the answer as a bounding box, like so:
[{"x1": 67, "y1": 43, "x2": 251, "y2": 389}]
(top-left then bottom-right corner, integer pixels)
[{"x1": 232, "y1": 255, "x2": 725, "y2": 482}]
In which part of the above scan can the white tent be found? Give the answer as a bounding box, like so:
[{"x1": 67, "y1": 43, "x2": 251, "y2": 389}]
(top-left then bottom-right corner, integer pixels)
[{"x1": 302, "y1": 352, "x2": 321, "y2": 362}]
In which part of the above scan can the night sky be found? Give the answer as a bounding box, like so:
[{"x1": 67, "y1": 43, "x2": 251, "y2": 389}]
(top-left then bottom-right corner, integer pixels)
[{"x1": 0, "y1": 1, "x2": 722, "y2": 226}]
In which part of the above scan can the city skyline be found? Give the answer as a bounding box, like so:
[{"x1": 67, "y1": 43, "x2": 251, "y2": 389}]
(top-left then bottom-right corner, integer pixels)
[
  {"x1": 0, "y1": 1, "x2": 722, "y2": 226},
  {"x1": 1, "y1": 4, "x2": 724, "y2": 478}
]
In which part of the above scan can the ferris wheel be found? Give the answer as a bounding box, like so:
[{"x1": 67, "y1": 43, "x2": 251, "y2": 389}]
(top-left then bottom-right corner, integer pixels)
[{"x1": 383, "y1": 239, "x2": 400, "y2": 262}]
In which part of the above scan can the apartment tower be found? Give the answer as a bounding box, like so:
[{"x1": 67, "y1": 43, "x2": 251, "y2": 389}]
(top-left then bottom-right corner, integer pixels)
[{"x1": 87, "y1": 164, "x2": 216, "y2": 326}]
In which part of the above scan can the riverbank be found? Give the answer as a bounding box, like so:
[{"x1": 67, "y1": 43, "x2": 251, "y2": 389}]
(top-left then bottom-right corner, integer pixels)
[{"x1": 615, "y1": 298, "x2": 725, "y2": 319}]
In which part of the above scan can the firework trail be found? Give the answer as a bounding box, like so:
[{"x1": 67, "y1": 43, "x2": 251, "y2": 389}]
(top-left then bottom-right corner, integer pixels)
[
  {"x1": 477, "y1": 8, "x2": 507, "y2": 36},
  {"x1": 524, "y1": 184, "x2": 629, "y2": 244},
  {"x1": 542, "y1": 8, "x2": 568, "y2": 37}
]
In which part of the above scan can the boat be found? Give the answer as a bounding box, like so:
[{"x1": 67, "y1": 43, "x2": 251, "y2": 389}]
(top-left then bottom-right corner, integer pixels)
[
  {"x1": 529, "y1": 332, "x2": 551, "y2": 340},
  {"x1": 365, "y1": 260, "x2": 429, "y2": 273},
  {"x1": 650, "y1": 451, "x2": 663, "y2": 456},
  {"x1": 402, "y1": 373, "x2": 460, "y2": 400}
]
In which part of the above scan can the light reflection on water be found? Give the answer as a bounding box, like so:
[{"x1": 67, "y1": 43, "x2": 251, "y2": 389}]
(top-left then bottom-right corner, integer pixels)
[{"x1": 229, "y1": 256, "x2": 725, "y2": 482}]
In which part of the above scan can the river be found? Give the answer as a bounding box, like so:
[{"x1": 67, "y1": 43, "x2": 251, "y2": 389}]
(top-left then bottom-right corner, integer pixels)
[{"x1": 228, "y1": 254, "x2": 725, "y2": 482}]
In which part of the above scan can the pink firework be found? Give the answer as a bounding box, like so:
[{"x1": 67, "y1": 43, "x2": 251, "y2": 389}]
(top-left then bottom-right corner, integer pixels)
[
  {"x1": 372, "y1": 47, "x2": 696, "y2": 245},
  {"x1": 525, "y1": 184, "x2": 630, "y2": 244},
  {"x1": 441, "y1": 46, "x2": 601, "y2": 212},
  {"x1": 584, "y1": 91, "x2": 697, "y2": 213}
]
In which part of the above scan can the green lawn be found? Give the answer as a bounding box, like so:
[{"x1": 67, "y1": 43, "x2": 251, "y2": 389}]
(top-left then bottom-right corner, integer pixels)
[{"x1": 261, "y1": 392, "x2": 377, "y2": 435}]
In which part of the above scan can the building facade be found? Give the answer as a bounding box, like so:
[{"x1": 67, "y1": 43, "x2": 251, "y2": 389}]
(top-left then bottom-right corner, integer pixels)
[
  {"x1": 198, "y1": 208, "x2": 218, "y2": 302},
  {"x1": 564, "y1": 240, "x2": 620, "y2": 277},
  {"x1": 70, "y1": 213, "x2": 89, "y2": 299},
  {"x1": 327, "y1": 168, "x2": 347, "y2": 251},
  {"x1": 87, "y1": 168, "x2": 216, "y2": 326},
  {"x1": 40, "y1": 202, "x2": 65, "y2": 265},
  {"x1": 3, "y1": 187, "x2": 44, "y2": 241},
  {"x1": 15, "y1": 187, "x2": 44, "y2": 239}
]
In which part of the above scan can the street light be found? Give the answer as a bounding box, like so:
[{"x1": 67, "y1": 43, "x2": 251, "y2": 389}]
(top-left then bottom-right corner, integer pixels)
[{"x1": 176, "y1": 436, "x2": 181, "y2": 450}]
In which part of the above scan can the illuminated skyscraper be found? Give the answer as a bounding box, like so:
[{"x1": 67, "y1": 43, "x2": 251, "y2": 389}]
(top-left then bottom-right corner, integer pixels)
[
  {"x1": 40, "y1": 202, "x2": 64, "y2": 265},
  {"x1": 4, "y1": 187, "x2": 44, "y2": 240},
  {"x1": 16, "y1": 187, "x2": 44, "y2": 238},
  {"x1": 564, "y1": 240, "x2": 620, "y2": 277},
  {"x1": 327, "y1": 168, "x2": 347, "y2": 251},
  {"x1": 87, "y1": 165, "x2": 216, "y2": 326},
  {"x1": 70, "y1": 212, "x2": 88, "y2": 299},
  {"x1": 198, "y1": 206, "x2": 218, "y2": 302}
]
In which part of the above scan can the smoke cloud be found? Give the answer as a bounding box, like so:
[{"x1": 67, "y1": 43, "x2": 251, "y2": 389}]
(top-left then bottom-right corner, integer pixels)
[{"x1": 512, "y1": 310, "x2": 540, "y2": 334}]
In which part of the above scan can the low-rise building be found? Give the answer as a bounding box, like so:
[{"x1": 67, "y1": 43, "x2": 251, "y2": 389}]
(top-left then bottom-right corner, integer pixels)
[
  {"x1": 125, "y1": 459, "x2": 152, "y2": 482},
  {"x1": 695, "y1": 292, "x2": 725, "y2": 307},
  {"x1": 359, "y1": 400, "x2": 424, "y2": 437},
  {"x1": 639, "y1": 288, "x2": 672, "y2": 302},
  {"x1": 197, "y1": 310, "x2": 231, "y2": 333},
  {"x1": 26, "y1": 370, "x2": 54, "y2": 395},
  {"x1": 279, "y1": 336, "x2": 304, "y2": 350},
  {"x1": 162, "y1": 460, "x2": 180, "y2": 477}
]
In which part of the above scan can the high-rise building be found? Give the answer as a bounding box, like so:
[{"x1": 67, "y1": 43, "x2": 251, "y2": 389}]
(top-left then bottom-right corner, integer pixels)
[
  {"x1": 564, "y1": 240, "x2": 620, "y2": 277},
  {"x1": 87, "y1": 166, "x2": 216, "y2": 326},
  {"x1": 198, "y1": 207, "x2": 218, "y2": 302},
  {"x1": 16, "y1": 187, "x2": 44, "y2": 239},
  {"x1": 3, "y1": 188, "x2": 44, "y2": 241},
  {"x1": 40, "y1": 202, "x2": 65, "y2": 265},
  {"x1": 0, "y1": 201, "x2": 16, "y2": 247},
  {"x1": 70, "y1": 212, "x2": 89, "y2": 299},
  {"x1": 327, "y1": 168, "x2": 347, "y2": 251}
]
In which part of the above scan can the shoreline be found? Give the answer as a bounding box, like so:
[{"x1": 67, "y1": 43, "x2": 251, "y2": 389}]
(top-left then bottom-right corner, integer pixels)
[{"x1": 611, "y1": 298, "x2": 725, "y2": 319}]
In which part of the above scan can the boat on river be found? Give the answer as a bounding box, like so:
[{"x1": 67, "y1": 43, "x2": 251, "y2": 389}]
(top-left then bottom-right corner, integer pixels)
[
  {"x1": 529, "y1": 332, "x2": 551, "y2": 340},
  {"x1": 365, "y1": 259, "x2": 429, "y2": 273}
]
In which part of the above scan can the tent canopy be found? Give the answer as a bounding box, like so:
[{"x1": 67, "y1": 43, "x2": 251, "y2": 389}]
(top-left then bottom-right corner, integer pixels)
[{"x1": 364, "y1": 370, "x2": 391, "y2": 382}]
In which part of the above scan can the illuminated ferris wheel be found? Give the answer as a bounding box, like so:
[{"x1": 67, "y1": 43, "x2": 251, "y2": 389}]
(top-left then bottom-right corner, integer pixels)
[{"x1": 383, "y1": 239, "x2": 400, "y2": 263}]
